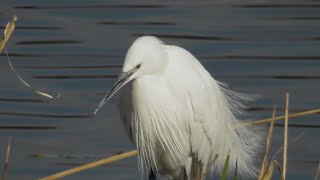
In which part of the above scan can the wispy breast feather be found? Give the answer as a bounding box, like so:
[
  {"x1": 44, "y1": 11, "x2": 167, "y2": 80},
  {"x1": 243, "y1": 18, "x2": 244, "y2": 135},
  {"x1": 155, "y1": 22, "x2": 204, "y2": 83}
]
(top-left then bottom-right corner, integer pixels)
[{"x1": 129, "y1": 77, "x2": 190, "y2": 175}]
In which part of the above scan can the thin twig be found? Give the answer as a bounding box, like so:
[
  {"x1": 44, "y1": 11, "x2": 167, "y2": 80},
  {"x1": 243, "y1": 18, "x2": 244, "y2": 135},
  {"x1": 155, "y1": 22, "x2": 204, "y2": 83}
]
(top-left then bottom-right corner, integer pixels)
[
  {"x1": 2, "y1": 136, "x2": 11, "y2": 180},
  {"x1": 39, "y1": 150, "x2": 137, "y2": 180},
  {"x1": 283, "y1": 93, "x2": 289, "y2": 180}
]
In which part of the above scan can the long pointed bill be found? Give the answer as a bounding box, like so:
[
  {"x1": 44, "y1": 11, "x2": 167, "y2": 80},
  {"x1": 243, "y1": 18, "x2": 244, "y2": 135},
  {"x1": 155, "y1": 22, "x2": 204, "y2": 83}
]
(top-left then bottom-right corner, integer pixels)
[{"x1": 94, "y1": 69, "x2": 137, "y2": 114}]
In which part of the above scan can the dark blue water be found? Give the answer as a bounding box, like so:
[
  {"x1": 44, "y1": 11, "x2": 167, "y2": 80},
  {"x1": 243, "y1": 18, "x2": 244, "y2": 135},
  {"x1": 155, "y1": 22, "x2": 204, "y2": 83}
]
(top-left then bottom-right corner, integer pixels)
[{"x1": 0, "y1": 0, "x2": 319, "y2": 179}]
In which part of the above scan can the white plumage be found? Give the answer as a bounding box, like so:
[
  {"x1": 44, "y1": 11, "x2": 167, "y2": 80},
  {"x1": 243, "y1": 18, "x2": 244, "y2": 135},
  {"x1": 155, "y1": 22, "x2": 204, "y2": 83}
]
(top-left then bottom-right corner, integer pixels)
[{"x1": 96, "y1": 36, "x2": 260, "y2": 180}]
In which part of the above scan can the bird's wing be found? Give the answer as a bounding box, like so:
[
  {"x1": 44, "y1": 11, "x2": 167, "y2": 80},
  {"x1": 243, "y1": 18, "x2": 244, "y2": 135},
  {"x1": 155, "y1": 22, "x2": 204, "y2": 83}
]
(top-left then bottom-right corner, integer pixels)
[
  {"x1": 186, "y1": 64, "x2": 259, "y2": 178},
  {"x1": 165, "y1": 45, "x2": 259, "y2": 177}
]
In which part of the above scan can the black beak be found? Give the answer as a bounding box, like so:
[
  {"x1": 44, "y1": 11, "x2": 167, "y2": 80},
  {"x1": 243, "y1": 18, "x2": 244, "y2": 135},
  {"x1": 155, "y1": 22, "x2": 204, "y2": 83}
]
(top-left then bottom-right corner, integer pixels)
[{"x1": 94, "y1": 68, "x2": 137, "y2": 114}]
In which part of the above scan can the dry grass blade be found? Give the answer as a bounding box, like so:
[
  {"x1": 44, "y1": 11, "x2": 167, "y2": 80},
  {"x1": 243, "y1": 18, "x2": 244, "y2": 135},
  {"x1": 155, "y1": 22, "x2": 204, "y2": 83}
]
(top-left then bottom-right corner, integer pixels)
[
  {"x1": 270, "y1": 131, "x2": 304, "y2": 162},
  {"x1": 258, "y1": 106, "x2": 276, "y2": 180},
  {"x1": 2, "y1": 137, "x2": 11, "y2": 180},
  {"x1": 274, "y1": 161, "x2": 284, "y2": 180},
  {"x1": 245, "y1": 109, "x2": 320, "y2": 126},
  {"x1": 314, "y1": 161, "x2": 320, "y2": 180},
  {"x1": 39, "y1": 150, "x2": 137, "y2": 180},
  {"x1": 1, "y1": 15, "x2": 60, "y2": 99},
  {"x1": 5, "y1": 48, "x2": 61, "y2": 99},
  {"x1": 283, "y1": 93, "x2": 289, "y2": 180},
  {"x1": 0, "y1": 15, "x2": 17, "y2": 53}
]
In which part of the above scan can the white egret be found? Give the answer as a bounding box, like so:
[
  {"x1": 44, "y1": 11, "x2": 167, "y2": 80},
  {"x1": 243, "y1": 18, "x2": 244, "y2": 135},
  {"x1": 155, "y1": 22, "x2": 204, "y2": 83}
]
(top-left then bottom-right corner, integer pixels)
[{"x1": 95, "y1": 36, "x2": 260, "y2": 180}]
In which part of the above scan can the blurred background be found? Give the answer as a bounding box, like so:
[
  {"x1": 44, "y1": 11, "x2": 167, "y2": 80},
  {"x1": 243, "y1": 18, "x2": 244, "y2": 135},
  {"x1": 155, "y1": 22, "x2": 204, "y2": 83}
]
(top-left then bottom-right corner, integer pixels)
[{"x1": 0, "y1": 0, "x2": 319, "y2": 179}]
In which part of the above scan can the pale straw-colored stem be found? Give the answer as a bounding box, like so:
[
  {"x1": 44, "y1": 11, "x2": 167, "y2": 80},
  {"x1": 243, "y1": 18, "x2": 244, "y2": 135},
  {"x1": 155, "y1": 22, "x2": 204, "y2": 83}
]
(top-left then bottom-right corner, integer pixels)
[
  {"x1": 2, "y1": 137, "x2": 11, "y2": 180},
  {"x1": 0, "y1": 16, "x2": 17, "y2": 53},
  {"x1": 244, "y1": 109, "x2": 320, "y2": 126},
  {"x1": 258, "y1": 106, "x2": 276, "y2": 180},
  {"x1": 282, "y1": 93, "x2": 289, "y2": 180},
  {"x1": 314, "y1": 161, "x2": 320, "y2": 180},
  {"x1": 39, "y1": 150, "x2": 137, "y2": 180}
]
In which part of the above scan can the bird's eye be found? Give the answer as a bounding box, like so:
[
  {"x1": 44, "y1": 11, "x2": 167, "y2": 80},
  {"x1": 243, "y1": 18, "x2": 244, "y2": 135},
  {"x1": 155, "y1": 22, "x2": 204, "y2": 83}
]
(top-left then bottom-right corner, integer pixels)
[{"x1": 136, "y1": 64, "x2": 141, "y2": 68}]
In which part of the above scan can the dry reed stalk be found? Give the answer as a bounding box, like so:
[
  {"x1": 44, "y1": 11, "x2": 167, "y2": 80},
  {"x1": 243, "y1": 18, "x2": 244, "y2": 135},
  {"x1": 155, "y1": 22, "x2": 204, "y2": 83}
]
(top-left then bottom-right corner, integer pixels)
[
  {"x1": 245, "y1": 109, "x2": 320, "y2": 126},
  {"x1": 264, "y1": 160, "x2": 283, "y2": 180},
  {"x1": 258, "y1": 106, "x2": 276, "y2": 180},
  {"x1": 314, "y1": 161, "x2": 320, "y2": 180},
  {"x1": 2, "y1": 137, "x2": 11, "y2": 180},
  {"x1": 262, "y1": 161, "x2": 275, "y2": 180},
  {"x1": 282, "y1": 93, "x2": 289, "y2": 179},
  {"x1": 1, "y1": 15, "x2": 60, "y2": 99},
  {"x1": 39, "y1": 150, "x2": 137, "y2": 180},
  {"x1": 0, "y1": 16, "x2": 17, "y2": 53}
]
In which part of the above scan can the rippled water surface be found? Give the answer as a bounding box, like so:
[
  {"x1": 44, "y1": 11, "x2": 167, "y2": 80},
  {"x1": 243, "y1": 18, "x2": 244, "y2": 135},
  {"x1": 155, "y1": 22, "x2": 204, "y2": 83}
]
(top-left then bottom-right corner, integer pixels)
[{"x1": 0, "y1": 0, "x2": 319, "y2": 179}]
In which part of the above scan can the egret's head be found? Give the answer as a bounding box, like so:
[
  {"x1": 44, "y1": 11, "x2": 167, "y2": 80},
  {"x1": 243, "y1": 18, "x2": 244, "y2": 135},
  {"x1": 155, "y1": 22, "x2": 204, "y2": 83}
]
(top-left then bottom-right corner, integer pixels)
[
  {"x1": 123, "y1": 36, "x2": 168, "y2": 77},
  {"x1": 94, "y1": 36, "x2": 168, "y2": 114}
]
